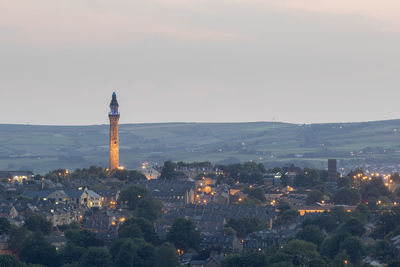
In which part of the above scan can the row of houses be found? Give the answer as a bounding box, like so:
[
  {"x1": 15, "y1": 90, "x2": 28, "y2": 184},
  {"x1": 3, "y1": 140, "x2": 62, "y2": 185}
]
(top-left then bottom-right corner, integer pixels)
[
  {"x1": 163, "y1": 204, "x2": 276, "y2": 233},
  {"x1": 22, "y1": 188, "x2": 119, "y2": 208}
]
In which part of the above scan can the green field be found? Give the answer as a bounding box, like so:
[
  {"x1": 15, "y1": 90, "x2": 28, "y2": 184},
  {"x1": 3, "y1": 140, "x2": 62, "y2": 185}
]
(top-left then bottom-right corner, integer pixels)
[{"x1": 1, "y1": 120, "x2": 400, "y2": 173}]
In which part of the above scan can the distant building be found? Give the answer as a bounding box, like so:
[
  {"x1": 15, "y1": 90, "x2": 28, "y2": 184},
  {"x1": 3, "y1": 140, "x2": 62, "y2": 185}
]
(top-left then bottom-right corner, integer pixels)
[
  {"x1": 23, "y1": 188, "x2": 102, "y2": 208},
  {"x1": 143, "y1": 168, "x2": 160, "y2": 180},
  {"x1": 328, "y1": 159, "x2": 338, "y2": 181},
  {"x1": 133, "y1": 179, "x2": 195, "y2": 206},
  {"x1": 244, "y1": 229, "x2": 296, "y2": 252},
  {"x1": 0, "y1": 205, "x2": 18, "y2": 219},
  {"x1": 96, "y1": 190, "x2": 120, "y2": 208},
  {"x1": 0, "y1": 171, "x2": 34, "y2": 183},
  {"x1": 201, "y1": 233, "x2": 242, "y2": 254}
]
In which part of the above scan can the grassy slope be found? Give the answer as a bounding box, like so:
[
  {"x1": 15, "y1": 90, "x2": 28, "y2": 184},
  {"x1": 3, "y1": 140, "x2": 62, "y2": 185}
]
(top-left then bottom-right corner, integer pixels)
[{"x1": 0, "y1": 120, "x2": 400, "y2": 173}]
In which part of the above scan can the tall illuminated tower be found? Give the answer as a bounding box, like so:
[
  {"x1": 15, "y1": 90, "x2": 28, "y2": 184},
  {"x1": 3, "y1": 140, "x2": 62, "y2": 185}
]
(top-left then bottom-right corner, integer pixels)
[{"x1": 109, "y1": 92, "x2": 120, "y2": 170}]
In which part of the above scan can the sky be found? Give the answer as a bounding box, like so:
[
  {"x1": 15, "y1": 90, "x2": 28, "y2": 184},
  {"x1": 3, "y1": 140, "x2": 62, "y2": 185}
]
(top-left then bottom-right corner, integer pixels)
[{"x1": 1, "y1": 0, "x2": 400, "y2": 125}]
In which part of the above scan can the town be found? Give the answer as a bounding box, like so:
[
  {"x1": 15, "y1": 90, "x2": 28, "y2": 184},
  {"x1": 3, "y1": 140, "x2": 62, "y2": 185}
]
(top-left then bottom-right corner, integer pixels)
[
  {"x1": 3, "y1": 1, "x2": 400, "y2": 266},
  {"x1": 0, "y1": 159, "x2": 399, "y2": 267},
  {"x1": 0, "y1": 94, "x2": 399, "y2": 267}
]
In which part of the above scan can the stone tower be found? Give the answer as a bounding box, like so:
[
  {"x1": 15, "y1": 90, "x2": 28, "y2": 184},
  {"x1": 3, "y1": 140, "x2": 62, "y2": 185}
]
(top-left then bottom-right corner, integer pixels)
[{"x1": 109, "y1": 92, "x2": 120, "y2": 170}]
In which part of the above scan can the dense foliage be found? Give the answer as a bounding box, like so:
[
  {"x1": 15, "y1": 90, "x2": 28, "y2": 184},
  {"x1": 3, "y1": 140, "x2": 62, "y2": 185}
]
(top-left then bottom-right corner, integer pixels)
[
  {"x1": 217, "y1": 162, "x2": 266, "y2": 184},
  {"x1": 44, "y1": 166, "x2": 146, "y2": 182}
]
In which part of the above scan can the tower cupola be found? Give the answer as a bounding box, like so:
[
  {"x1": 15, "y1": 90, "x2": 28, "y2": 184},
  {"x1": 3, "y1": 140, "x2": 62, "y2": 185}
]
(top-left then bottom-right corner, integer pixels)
[{"x1": 109, "y1": 92, "x2": 119, "y2": 115}]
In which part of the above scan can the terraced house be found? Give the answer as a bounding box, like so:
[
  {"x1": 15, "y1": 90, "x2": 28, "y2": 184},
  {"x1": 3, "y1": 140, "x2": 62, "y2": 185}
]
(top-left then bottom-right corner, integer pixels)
[{"x1": 23, "y1": 188, "x2": 102, "y2": 207}]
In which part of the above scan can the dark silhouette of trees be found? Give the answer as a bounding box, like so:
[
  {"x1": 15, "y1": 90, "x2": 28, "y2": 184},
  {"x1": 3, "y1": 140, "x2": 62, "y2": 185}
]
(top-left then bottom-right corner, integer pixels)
[
  {"x1": 167, "y1": 218, "x2": 201, "y2": 252},
  {"x1": 154, "y1": 242, "x2": 179, "y2": 267},
  {"x1": 79, "y1": 247, "x2": 113, "y2": 267},
  {"x1": 24, "y1": 214, "x2": 52, "y2": 235},
  {"x1": 20, "y1": 232, "x2": 59, "y2": 267}
]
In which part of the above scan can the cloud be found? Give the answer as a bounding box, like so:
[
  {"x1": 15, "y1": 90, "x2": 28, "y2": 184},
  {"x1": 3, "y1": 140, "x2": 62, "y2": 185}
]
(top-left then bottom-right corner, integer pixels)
[
  {"x1": 233, "y1": 0, "x2": 400, "y2": 31},
  {"x1": 0, "y1": 0, "x2": 248, "y2": 45},
  {"x1": 159, "y1": 0, "x2": 400, "y2": 31},
  {"x1": 2, "y1": 0, "x2": 399, "y2": 46}
]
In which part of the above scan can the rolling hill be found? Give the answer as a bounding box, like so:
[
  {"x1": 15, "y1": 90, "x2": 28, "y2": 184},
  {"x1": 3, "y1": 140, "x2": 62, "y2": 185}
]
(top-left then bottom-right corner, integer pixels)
[{"x1": 1, "y1": 120, "x2": 400, "y2": 174}]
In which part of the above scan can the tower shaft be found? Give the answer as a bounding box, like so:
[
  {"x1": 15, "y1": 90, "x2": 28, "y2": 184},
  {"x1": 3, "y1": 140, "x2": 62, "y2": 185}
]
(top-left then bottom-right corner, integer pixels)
[
  {"x1": 108, "y1": 92, "x2": 120, "y2": 171},
  {"x1": 109, "y1": 114, "x2": 120, "y2": 170}
]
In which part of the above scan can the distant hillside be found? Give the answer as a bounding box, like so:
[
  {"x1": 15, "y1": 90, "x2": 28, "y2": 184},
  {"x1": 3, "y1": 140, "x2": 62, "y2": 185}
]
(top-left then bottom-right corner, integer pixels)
[{"x1": 1, "y1": 120, "x2": 400, "y2": 173}]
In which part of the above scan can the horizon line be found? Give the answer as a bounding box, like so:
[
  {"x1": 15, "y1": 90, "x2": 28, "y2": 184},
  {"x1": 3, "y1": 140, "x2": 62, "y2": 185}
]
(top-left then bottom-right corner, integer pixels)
[{"x1": 0, "y1": 118, "x2": 399, "y2": 127}]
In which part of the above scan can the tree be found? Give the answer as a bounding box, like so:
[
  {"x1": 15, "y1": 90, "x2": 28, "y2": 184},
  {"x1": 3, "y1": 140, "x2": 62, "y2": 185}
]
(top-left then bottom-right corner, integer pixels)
[
  {"x1": 353, "y1": 204, "x2": 370, "y2": 223},
  {"x1": 330, "y1": 206, "x2": 348, "y2": 223},
  {"x1": 294, "y1": 168, "x2": 321, "y2": 187},
  {"x1": 282, "y1": 239, "x2": 322, "y2": 267},
  {"x1": 118, "y1": 217, "x2": 159, "y2": 245},
  {"x1": 333, "y1": 188, "x2": 361, "y2": 205},
  {"x1": 277, "y1": 200, "x2": 291, "y2": 212},
  {"x1": 217, "y1": 162, "x2": 265, "y2": 184},
  {"x1": 135, "y1": 199, "x2": 163, "y2": 222},
  {"x1": 131, "y1": 238, "x2": 155, "y2": 267},
  {"x1": 69, "y1": 166, "x2": 107, "y2": 179},
  {"x1": 24, "y1": 215, "x2": 52, "y2": 235},
  {"x1": 118, "y1": 222, "x2": 143, "y2": 240},
  {"x1": 378, "y1": 196, "x2": 392, "y2": 206},
  {"x1": 223, "y1": 226, "x2": 237, "y2": 236},
  {"x1": 58, "y1": 221, "x2": 81, "y2": 232},
  {"x1": 360, "y1": 177, "x2": 390, "y2": 201},
  {"x1": 160, "y1": 160, "x2": 179, "y2": 179},
  {"x1": 248, "y1": 188, "x2": 266, "y2": 202},
  {"x1": 167, "y1": 218, "x2": 201, "y2": 252},
  {"x1": 79, "y1": 247, "x2": 112, "y2": 267},
  {"x1": 388, "y1": 260, "x2": 400, "y2": 267},
  {"x1": 20, "y1": 232, "x2": 59, "y2": 267},
  {"x1": 177, "y1": 161, "x2": 212, "y2": 170},
  {"x1": 221, "y1": 254, "x2": 267, "y2": 267},
  {"x1": 65, "y1": 229, "x2": 103, "y2": 248},
  {"x1": 112, "y1": 169, "x2": 147, "y2": 181},
  {"x1": 0, "y1": 217, "x2": 11, "y2": 235},
  {"x1": 8, "y1": 225, "x2": 29, "y2": 253},
  {"x1": 332, "y1": 251, "x2": 352, "y2": 267},
  {"x1": 275, "y1": 209, "x2": 299, "y2": 227},
  {"x1": 306, "y1": 190, "x2": 324, "y2": 205},
  {"x1": 337, "y1": 217, "x2": 365, "y2": 237},
  {"x1": 119, "y1": 185, "x2": 149, "y2": 210},
  {"x1": 296, "y1": 225, "x2": 325, "y2": 248},
  {"x1": 372, "y1": 239, "x2": 393, "y2": 261},
  {"x1": 0, "y1": 254, "x2": 26, "y2": 267},
  {"x1": 60, "y1": 242, "x2": 86, "y2": 266},
  {"x1": 372, "y1": 210, "x2": 400, "y2": 239},
  {"x1": 269, "y1": 262, "x2": 295, "y2": 267},
  {"x1": 154, "y1": 242, "x2": 179, "y2": 267},
  {"x1": 320, "y1": 232, "x2": 350, "y2": 259},
  {"x1": 337, "y1": 176, "x2": 351, "y2": 188},
  {"x1": 302, "y1": 214, "x2": 338, "y2": 233},
  {"x1": 275, "y1": 201, "x2": 299, "y2": 227},
  {"x1": 339, "y1": 236, "x2": 364, "y2": 266},
  {"x1": 110, "y1": 238, "x2": 137, "y2": 267},
  {"x1": 226, "y1": 218, "x2": 267, "y2": 238}
]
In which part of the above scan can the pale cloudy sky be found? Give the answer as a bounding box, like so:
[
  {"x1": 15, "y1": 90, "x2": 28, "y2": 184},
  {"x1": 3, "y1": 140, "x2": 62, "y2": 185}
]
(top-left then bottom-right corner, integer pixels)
[{"x1": 1, "y1": 0, "x2": 400, "y2": 125}]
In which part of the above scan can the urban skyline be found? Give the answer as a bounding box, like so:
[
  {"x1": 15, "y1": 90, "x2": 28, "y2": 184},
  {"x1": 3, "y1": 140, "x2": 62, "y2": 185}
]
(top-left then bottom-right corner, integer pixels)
[{"x1": 1, "y1": 2, "x2": 400, "y2": 267}]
